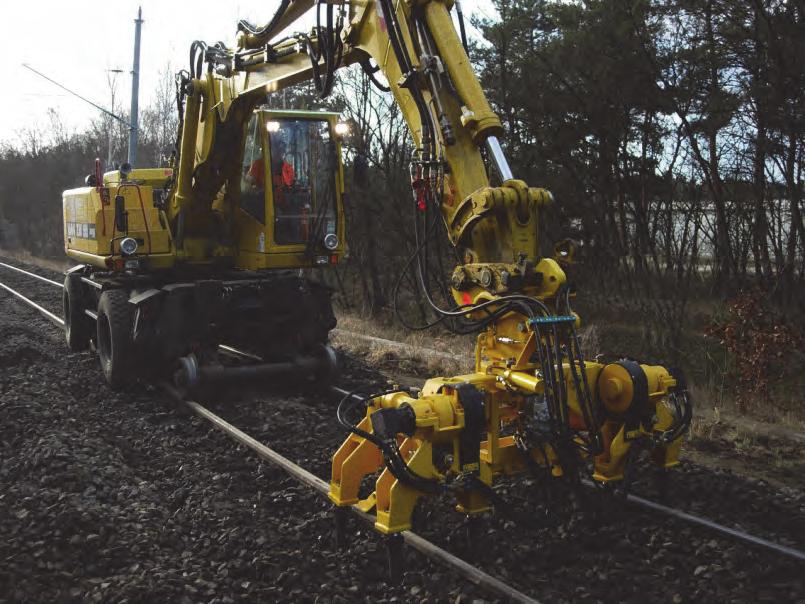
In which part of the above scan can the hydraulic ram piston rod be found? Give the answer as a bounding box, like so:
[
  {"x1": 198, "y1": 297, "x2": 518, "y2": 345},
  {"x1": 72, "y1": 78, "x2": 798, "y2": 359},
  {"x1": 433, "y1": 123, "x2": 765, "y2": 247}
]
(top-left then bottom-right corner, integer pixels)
[{"x1": 485, "y1": 136, "x2": 513, "y2": 182}]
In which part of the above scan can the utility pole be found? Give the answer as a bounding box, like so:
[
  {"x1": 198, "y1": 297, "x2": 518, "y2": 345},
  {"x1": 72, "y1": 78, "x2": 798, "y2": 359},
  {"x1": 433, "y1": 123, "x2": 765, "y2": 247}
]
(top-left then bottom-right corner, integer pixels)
[
  {"x1": 107, "y1": 69, "x2": 123, "y2": 169},
  {"x1": 128, "y1": 7, "x2": 143, "y2": 167}
]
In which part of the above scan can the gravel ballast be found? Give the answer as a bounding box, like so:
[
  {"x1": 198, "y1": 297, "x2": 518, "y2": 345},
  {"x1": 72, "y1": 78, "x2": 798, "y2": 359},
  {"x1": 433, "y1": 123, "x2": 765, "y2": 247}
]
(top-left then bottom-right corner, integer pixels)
[
  {"x1": 0, "y1": 261, "x2": 492, "y2": 602},
  {"x1": 1, "y1": 257, "x2": 804, "y2": 603}
]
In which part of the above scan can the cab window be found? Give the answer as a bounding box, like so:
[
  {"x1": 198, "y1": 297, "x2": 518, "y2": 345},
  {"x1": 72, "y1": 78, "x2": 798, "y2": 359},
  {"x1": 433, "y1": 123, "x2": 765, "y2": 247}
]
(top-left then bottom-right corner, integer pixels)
[
  {"x1": 240, "y1": 113, "x2": 265, "y2": 224},
  {"x1": 267, "y1": 118, "x2": 337, "y2": 246}
]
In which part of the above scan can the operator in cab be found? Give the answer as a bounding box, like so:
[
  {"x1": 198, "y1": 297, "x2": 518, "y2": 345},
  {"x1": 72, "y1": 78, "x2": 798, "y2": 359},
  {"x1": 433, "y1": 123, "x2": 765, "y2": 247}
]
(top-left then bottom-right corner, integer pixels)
[
  {"x1": 244, "y1": 135, "x2": 294, "y2": 191},
  {"x1": 242, "y1": 126, "x2": 297, "y2": 235},
  {"x1": 267, "y1": 130, "x2": 301, "y2": 243}
]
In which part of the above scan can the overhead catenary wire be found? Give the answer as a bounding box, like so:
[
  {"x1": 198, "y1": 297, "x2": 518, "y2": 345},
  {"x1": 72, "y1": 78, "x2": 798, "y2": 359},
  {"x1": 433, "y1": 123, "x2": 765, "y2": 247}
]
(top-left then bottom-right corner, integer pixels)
[{"x1": 21, "y1": 63, "x2": 133, "y2": 129}]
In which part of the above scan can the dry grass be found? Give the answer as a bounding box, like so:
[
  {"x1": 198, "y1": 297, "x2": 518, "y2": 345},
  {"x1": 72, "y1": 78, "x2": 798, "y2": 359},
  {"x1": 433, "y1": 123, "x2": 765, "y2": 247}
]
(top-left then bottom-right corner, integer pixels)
[
  {"x1": 577, "y1": 323, "x2": 601, "y2": 359},
  {"x1": 332, "y1": 313, "x2": 473, "y2": 377}
]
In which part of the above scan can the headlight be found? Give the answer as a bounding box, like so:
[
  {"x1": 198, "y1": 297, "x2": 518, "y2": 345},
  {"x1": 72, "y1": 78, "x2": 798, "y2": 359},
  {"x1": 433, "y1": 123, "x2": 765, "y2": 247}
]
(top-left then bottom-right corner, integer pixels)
[
  {"x1": 334, "y1": 122, "x2": 349, "y2": 137},
  {"x1": 120, "y1": 237, "x2": 138, "y2": 256},
  {"x1": 324, "y1": 233, "x2": 339, "y2": 250}
]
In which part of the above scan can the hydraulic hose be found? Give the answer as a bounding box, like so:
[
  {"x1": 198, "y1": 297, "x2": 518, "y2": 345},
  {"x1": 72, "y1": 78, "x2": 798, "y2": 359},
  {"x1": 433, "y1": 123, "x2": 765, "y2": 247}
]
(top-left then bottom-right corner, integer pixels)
[
  {"x1": 237, "y1": 0, "x2": 291, "y2": 47},
  {"x1": 336, "y1": 389, "x2": 444, "y2": 494},
  {"x1": 455, "y1": 1, "x2": 469, "y2": 54}
]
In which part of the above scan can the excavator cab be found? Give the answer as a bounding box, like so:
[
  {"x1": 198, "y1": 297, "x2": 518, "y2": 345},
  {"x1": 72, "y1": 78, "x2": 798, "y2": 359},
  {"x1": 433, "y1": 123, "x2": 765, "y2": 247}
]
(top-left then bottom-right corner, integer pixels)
[{"x1": 235, "y1": 109, "x2": 346, "y2": 271}]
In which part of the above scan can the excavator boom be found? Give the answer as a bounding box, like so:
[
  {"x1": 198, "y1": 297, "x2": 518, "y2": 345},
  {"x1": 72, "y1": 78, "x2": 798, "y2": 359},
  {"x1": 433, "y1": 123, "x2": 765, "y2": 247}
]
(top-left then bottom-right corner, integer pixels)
[{"x1": 61, "y1": 0, "x2": 692, "y2": 552}]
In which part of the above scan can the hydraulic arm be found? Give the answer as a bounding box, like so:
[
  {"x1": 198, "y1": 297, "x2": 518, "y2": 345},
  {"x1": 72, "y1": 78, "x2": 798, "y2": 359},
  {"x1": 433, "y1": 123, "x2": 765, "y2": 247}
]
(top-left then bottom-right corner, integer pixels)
[
  {"x1": 62, "y1": 0, "x2": 692, "y2": 529},
  {"x1": 211, "y1": 0, "x2": 691, "y2": 532},
  {"x1": 306, "y1": 0, "x2": 689, "y2": 533}
]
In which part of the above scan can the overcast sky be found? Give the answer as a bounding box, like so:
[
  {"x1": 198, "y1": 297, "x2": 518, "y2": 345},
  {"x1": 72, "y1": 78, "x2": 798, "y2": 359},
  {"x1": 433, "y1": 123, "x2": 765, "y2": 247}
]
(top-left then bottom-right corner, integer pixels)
[{"x1": 0, "y1": 0, "x2": 498, "y2": 145}]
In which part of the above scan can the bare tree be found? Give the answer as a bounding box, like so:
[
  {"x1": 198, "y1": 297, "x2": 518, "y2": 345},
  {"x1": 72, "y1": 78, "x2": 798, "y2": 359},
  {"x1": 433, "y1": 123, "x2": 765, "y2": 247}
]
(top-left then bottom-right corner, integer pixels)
[{"x1": 140, "y1": 62, "x2": 179, "y2": 167}]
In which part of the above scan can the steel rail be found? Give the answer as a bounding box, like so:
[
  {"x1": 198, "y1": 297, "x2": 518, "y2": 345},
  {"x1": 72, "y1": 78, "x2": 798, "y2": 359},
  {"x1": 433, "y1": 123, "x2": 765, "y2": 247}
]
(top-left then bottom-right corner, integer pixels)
[
  {"x1": 0, "y1": 268, "x2": 542, "y2": 603},
  {"x1": 3, "y1": 263, "x2": 805, "y2": 567},
  {"x1": 0, "y1": 261, "x2": 64, "y2": 288},
  {"x1": 625, "y1": 491, "x2": 805, "y2": 563},
  {"x1": 161, "y1": 383, "x2": 541, "y2": 604},
  {"x1": 0, "y1": 281, "x2": 65, "y2": 326}
]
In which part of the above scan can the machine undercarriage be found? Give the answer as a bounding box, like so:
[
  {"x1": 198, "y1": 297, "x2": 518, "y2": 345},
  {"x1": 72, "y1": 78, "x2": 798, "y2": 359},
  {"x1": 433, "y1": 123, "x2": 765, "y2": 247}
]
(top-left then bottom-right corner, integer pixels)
[{"x1": 64, "y1": 265, "x2": 337, "y2": 390}]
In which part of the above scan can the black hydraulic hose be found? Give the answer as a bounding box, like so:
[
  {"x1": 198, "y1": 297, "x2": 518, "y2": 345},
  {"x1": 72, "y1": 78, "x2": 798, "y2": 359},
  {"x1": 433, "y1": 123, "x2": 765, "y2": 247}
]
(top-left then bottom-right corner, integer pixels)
[
  {"x1": 538, "y1": 324, "x2": 564, "y2": 430},
  {"x1": 360, "y1": 60, "x2": 391, "y2": 92},
  {"x1": 376, "y1": 0, "x2": 549, "y2": 333},
  {"x1": 390, "y1": 205, "x2": 538, "y2": 333},
  {"x1": 318, "y1": 1, "x2": 332, "y2": 95},
  {"x1": 172, "y1": 70, "x2": 190, "y2": 169},
  {"x1": 379, "y1": 0, "x2": 436, "y2": 161},
  {"x1": 455, "y1": 0, "x2": 469, "y2": 54},
  {"x1": 661, "y1": 389, "x2": 693, "y2": 444},
  {"x1": 336, "y1": 389, "x2": 444, "y2": 494},
  {"x1": 237, "y1": 0, "x2": 291, "y2": 38},
  {"x1": 299, "y1": 33, "x2": 324, "y2": 92},
  {"x1": 189, "y1": 41, "x2": 206, "y2": 79},
  {"x1": 378, "y1": 0, "x2": 413, "y2": 73},
  {"x1": 332, "y1": 4, "x2": 345, "y2": 82},
  {"x1": 531, "y1": 323, "x2": 560, "y2": 428},
  {"x1": 376, "y1": 4, "x2": 440, "y2": 315},
  {"x1": 550, "y1": 322, "x2": 569, "y2": 428},
  {"x1": 336, "y1": 388, "x2": 392, "y2": 447},
  {"x1": 564, "y1": 327, "x2": 602, "y2": 455},
  {"x1": 302, "y1": 1, "x2": 345, "y2": 98},
  {"x1": 562, "y1": 288, "x2": 603, "y2": 454},
  {"x1": 407, "y1": 186, "x2": 541, "y2": 326}
]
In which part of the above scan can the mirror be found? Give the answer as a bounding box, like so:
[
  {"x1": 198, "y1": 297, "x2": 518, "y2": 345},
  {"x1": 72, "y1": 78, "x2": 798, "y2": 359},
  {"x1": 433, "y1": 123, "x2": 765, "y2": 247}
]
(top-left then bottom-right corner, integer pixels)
[{"x1": 115, "y1": 195, "x2": 127, "y2": 232}]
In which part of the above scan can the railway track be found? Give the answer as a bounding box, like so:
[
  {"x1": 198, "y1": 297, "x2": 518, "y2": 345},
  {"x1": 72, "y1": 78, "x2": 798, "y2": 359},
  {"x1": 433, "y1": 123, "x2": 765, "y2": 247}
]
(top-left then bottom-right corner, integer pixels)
[
  {"x1": 1, "y1": 259, "x2": 804, "y2": 602},
  {"x1": 0, "y1": 262, "x2": 540, "y2": 603}
]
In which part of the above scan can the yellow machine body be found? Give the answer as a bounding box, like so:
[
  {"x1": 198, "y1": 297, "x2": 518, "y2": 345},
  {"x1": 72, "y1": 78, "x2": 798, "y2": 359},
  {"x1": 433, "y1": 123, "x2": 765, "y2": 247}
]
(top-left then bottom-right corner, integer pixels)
[
  {"x1": 63, "y1": 169, "x2": 174, "y2": 270},
  {"x1": 63, "y1": 110, "x2": 346, "y2": 273},
  {"x1": 60, "y1": 0, "x2": 692, "y2": 538}
]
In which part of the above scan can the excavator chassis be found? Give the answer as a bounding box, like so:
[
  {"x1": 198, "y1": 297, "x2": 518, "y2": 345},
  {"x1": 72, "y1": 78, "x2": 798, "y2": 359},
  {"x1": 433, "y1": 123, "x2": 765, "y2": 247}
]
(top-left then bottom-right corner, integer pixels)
[{"x1": 63, "y1": 264, "x2": 337, "y2": 390}]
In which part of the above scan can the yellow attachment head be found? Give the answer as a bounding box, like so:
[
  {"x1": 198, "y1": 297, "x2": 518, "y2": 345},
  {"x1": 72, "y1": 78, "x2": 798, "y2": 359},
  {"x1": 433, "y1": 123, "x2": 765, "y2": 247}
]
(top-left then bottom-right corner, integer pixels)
[
  {"x1": 598, "y1": 361, "x2": 677, "y2": 417},
  {"x1": 598, "y1": 363, "x2": 637, "y2": 415}
]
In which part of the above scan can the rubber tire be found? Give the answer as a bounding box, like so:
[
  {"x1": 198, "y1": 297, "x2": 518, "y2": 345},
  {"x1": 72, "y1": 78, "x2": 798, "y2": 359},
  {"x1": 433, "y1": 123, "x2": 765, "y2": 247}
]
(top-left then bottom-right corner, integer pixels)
[
  {"x1": 63, "y1": 276, "x2": 91, "y2": 351},
  {"x1": 96, "y1": 289, "x2": 133, "y2": 390}
]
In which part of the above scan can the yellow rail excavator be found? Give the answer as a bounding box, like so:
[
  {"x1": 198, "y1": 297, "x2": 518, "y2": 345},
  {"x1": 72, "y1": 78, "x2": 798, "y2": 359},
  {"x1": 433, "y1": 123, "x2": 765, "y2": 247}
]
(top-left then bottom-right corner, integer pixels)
[{"x1": 62, "y1": 0, "x2": 691, "y2": 554}]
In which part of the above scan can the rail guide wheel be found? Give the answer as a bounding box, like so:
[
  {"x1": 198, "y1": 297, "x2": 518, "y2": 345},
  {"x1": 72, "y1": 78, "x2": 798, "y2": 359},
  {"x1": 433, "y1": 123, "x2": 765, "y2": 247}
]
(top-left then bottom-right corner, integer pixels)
[
  {"x1": 63, "y1": 275, "x2": 91, "y2": 351},
  {"x1": 96, "y1": 289, "x2": 134, "y2": 389}
]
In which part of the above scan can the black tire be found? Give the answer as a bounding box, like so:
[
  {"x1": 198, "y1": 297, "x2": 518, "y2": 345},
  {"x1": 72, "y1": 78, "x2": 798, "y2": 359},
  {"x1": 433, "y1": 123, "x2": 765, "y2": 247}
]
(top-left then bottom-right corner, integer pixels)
[
  {"x1": 63, "y1": 275, "x2": 91, "y2": 351},
  {"x1": 96, "y1": 289, "x2": 133, "y2": 389}
]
